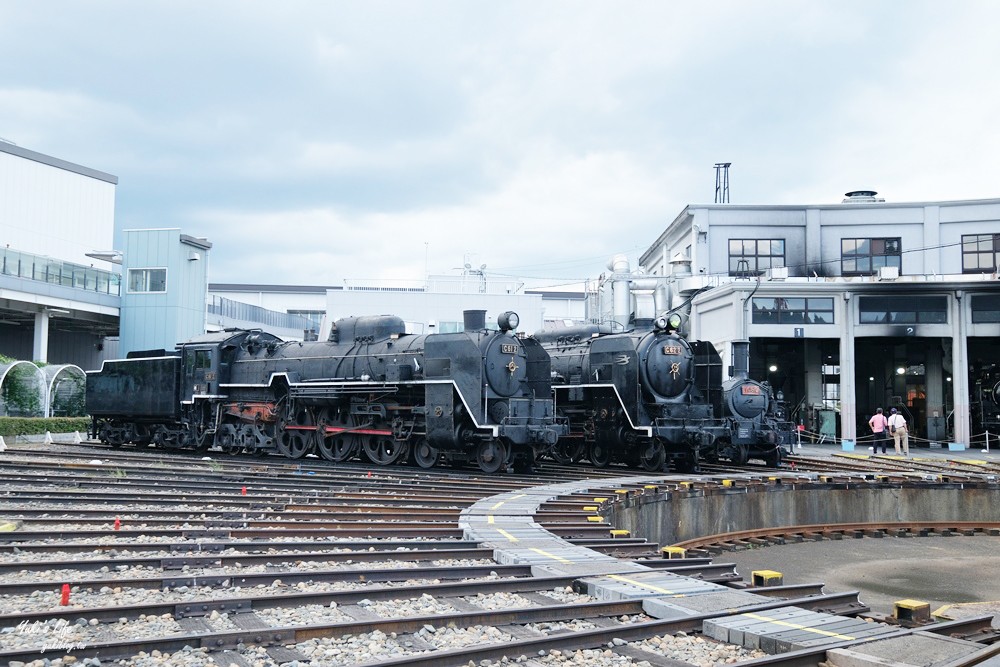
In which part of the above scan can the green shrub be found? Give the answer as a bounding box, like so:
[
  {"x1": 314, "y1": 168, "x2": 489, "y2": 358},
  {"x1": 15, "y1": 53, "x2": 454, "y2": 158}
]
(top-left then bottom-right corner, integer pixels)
[{"x1": 0, "y1": 417, "x2": 91, "y2": 437}]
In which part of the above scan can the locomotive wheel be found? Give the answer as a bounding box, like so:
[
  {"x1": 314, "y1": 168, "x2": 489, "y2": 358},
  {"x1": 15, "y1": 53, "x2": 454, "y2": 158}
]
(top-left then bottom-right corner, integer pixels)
[
  {"x1": 476, "y1": 440, "x2": 507, "y2": 474},
  {"x1": 277, "y1": 408, "x2": 315, "y2": 459},
  {"x1": 412, "y1": 439, "x2": 439, "y2": 469},
  {"x1": 588, "y1": 441, "x2": 612, "y2": 468},
  {"x1": 732, "y1": 444, "x2": 749, "y2": 466},
  {"x1": 215, "y1": 423, "x2": 239, "y2": 453},
  {"x1": 639, "y1": 440, "x2": 666, "y2": 472},
  {"x1": 764, "y1": 446, "x2": 783, "y2": 468},
  {"x1": 551, "y1": 441, "x2": 585, "y2": 465},
  {"x1": 315, "y1": 410, "x2": 359, "y2": 462},
  {"x1": 362, "y1": 436, "x2": 407, "y2": 466}
]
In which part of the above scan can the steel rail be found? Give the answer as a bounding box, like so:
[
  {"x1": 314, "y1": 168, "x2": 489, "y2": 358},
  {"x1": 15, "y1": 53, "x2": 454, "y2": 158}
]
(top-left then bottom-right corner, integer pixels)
[
  {"x1": 671, "y1": 520, "x2": 1000, "y2": 551},
  {"x1": 0, "y1": 589, "x2": 865, "y2": 664}
]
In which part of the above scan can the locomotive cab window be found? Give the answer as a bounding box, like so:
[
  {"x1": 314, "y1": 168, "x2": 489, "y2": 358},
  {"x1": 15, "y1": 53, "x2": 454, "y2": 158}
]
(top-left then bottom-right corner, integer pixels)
[{"x1": 127, "y1": 268, "x2": 167, "y2": 293}]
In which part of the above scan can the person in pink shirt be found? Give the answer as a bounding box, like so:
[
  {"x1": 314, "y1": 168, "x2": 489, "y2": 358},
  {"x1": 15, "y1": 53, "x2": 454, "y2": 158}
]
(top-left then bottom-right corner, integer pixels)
[{"x1": 868, "y1": 407, "x2": 888, "y2": 454}]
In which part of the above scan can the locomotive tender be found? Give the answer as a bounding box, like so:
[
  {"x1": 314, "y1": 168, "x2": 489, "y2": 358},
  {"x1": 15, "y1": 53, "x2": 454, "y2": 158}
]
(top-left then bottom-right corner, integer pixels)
[
  {"x1": 536, "y1": 316, "x2": 791, "y2": 471},
  {"x1": 87, "y1": 310, "x2": 564, "y2": 473}
]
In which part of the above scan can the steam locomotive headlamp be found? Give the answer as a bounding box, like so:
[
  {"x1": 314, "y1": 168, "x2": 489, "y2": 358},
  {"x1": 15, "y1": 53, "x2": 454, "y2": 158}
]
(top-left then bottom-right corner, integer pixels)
[
  {"x1": 654, "y1": 316, "x2": 668, "y2": 331},
  {"x1": 498, "y1": 311, "x2": 519, "y2": 332},
  {"x1": 667, "y1": 313, "x2": 683, "y2": 331}
]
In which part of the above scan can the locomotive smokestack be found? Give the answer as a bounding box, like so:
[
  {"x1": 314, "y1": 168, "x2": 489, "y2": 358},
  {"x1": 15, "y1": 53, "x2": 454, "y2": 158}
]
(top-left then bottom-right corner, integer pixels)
[
  {"x1": 731, "y1": 340, "x2": 750, "y2": 380},
  {"x1": 463, "y1": 309, "x2": 487, "y2": 332}
]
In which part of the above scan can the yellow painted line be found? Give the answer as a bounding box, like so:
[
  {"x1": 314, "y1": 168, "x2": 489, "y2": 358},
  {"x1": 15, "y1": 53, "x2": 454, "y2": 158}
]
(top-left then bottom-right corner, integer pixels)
[
  {"x1": 956, "y1": 459, "x2": 988, "y2": 465},
  {"x1": 491, "y1": 493, "x2": 527, "y2": 510},
  {"x1": 487, "y1": 515, "x2": 494, "y2": 524},
  {"x1": 608, "y1": 574, "x2": 683, "y2": 597},
  {"x1": 529, "y1": 548, "x2": 572, "y2": 564},
  {"x1": 741, "y1": 612, "x2": 856, "y2": 640},
  {"x1": 496, "y1": 528, "x2": 519, "y2": 543},
  {"x1": 0, "y1": 522, "x2": 19, "y2": 532}
]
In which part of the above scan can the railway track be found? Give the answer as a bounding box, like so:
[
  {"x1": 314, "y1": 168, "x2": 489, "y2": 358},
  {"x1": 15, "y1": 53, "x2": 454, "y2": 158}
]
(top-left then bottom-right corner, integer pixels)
[{"x1": 1, "y1": 441, "x2": 998, "y2": 666}]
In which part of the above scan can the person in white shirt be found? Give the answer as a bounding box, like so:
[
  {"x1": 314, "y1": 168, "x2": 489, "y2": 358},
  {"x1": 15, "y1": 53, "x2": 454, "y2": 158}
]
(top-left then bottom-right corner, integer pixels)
[{"x1": 887, "y1": 407, "x2": 908, "y2": 456}]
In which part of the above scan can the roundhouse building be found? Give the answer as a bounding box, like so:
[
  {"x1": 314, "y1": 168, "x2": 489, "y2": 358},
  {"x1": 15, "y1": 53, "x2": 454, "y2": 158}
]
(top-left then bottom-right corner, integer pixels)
[{"x1": 637, "y1": 191, "x2": 1000, "y2": 448}]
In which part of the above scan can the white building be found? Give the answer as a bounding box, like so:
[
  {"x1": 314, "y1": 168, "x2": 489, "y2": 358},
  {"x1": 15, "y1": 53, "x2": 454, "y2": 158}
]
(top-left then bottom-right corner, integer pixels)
[
  {"x1": 631, "y1": 191, "x2": 1000, "y2": 447},
  {"x1": 0, "y1": 141, "x2": 120, "y2": 366}
]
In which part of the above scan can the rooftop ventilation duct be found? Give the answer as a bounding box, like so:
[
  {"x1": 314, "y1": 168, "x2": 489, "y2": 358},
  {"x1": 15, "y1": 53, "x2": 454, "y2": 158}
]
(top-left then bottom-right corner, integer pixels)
[{"x1": 842, "y1": 190, "x2": 885, "y2": 203}]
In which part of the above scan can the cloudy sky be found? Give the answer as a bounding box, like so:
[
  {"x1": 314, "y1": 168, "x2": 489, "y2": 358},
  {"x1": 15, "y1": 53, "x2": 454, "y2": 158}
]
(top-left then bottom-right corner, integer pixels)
[{"x1": 2, "y1": 1, "x2": 998, "y2": 288}]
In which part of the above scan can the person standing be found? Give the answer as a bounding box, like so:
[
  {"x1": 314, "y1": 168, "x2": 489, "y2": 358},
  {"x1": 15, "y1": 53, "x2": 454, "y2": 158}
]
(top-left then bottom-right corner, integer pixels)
[
  {"x1": 888, "y1": 407, "x2": 909, "y2": 456},
  {"x1": 868, "y1": 407, "x2": 888, "y2": 454}
]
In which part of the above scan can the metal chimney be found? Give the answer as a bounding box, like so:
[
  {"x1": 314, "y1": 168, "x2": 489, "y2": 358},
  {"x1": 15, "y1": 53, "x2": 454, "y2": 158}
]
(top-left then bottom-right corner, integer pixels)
[{"x1": 463, "y1": 309, "x2": 487, "y2": 332}]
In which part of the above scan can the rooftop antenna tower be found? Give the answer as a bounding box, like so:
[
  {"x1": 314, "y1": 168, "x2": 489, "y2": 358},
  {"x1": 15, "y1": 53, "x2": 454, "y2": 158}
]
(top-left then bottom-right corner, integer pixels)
[{"x1": 714, "y1": 162, "x2": 731, "y2": 203}]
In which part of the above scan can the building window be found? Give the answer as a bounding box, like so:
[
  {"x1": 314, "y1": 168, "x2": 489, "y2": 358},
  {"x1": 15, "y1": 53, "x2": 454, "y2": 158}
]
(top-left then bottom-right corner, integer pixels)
[
  {"x1": 971, "y1": 294, "x2": 1000, "y2": 323},
  {"x1": 962, "y1": 234, "x2": 1000, "y2": 273},
  {"x1": 729, "y1": 239, "x2": 784, "y2": 276},
  {"x1": 127, "y1": 268, "x2": 166, "y2": 293},
  {"x1": 841, "y1": 238, "x2": 901, "y2": 275},
  {"x1": 752, "y1": 297, "x2": 834, "y2": 324},
  {"x1": 859, "y1": 295, "x2": 947, "y2": 324}
]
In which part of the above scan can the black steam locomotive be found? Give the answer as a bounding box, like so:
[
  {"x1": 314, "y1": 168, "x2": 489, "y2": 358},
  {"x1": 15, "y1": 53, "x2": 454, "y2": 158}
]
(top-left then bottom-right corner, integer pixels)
[
  {"x1": 86, "y1": 310, "x2": 564, "y2": 473},
  {"x1": 972, "y1": 363, "x2": 1000, "y2": 437},
  {"x1": 535, "y1": 316, "x2": 792, "y2": 471}
]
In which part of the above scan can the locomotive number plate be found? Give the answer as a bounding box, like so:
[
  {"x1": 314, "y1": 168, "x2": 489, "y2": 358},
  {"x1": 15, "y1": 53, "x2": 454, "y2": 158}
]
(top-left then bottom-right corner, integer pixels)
[
  {"x1": 741, "y1": 385, "x2": 761, "y2": 396},
  {"x1": 662, "y1": 345, "x2": 682, "y2": 355},
  {"x1": 500, "y1": 343, "x2": 518, "y2": 354}
]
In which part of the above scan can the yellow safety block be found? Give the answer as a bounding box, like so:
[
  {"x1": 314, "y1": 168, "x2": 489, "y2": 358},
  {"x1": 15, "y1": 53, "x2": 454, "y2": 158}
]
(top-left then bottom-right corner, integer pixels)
[
  {"x1": 643, "y1": 484, "x2": 658, "y2": 491},
  {"x1": 0, "y1": 521, "x2": 20, "y2": 532},
  {"x1": 615, "y1": 489, "x2": 628, "y2": 495},
  {"x1": 661, "y1": 546, "x2": 686, "y2": 559},
  {"x1": 592, "y1": 497, "x2": 609, "y2": 502},
  {"x1": 894, "y1": 599, "x2": 930, "y2": 623},
  {"x1": 610, "y1": 529, "x2": 630, "y2": 538},
  {"x1": 752, "y1": 569, "x2": 784, "y2": 586},
  {"x1": 582, "y1": 505, "x2": 599, "y2": 512},
  {"x1": 722, "y1": 479, "x2": 734, "y2": 487},
  {"x1": 678, "y1": 482, "x2": 692, "y2": 489},
  {"x1": 587, "y1": 516, "x2": 605, "y2": 523}
]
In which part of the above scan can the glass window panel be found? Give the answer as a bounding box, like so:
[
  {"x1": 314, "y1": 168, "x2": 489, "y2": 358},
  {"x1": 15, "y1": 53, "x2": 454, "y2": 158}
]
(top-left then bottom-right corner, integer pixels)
[
  {"x1": 783, "y1": 298, "x2": 806, "y2": 310},
  {"x1": 758, "y1": 257, "x2": 771, "y2": 271},
  {"x1": 890, "y1": 311, "x2": 916, "y2": 323},
  {"x1": 994, "y1": 236, "x2": 1000, "y2": 251},
  {"x1": 843, "y1": 258, "x2": 856, "y2": 272},
  {"x1": 772, "y1": 240, "x2": 785, "y2": 254},
  {"x1": 918, "y1": 311, "x2": 947, "y2": 323},
  {"x1": 756, "y1": 240, "x2": 770, "y2": 254},
  {"x1": 807, "y1": 298, "x2": 834, "y2": 310},
  {"x1": 730, "y1": 258, "x2": 743, "y2": 273},
  {"x1": 810, "y1": 311, "x2": 833, "y2": 324},
  {"x1": 741, "y1": 240, "x2": 755, "y2": 254},
  {"x1": 780, "y1": 310, "x2": 806, "y2": 324},
  {"x1": 753, "y1": 298, "x2": 777, "y2": 311},
  {"x1": 860, "y1": 310, "x2": 886, "y2": 323},
  {"x1": 149, "y1": 269, "x2": 166, "y2": 291},
  {"x1": 729, "y1": 239, "x2": 741, "y2": 254},
  {"x1": 887, "y1": 255, "x2": 901, "y2": 269},
  {"x1": 856, "y1": 257, "x2": 871, "y2": 273},
  {"x1": 871, "y1": 239, "x2": 885, "y2": 254},
  {"x1": 842, "y1": 239, "x2": 857, "y2": 254}
]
